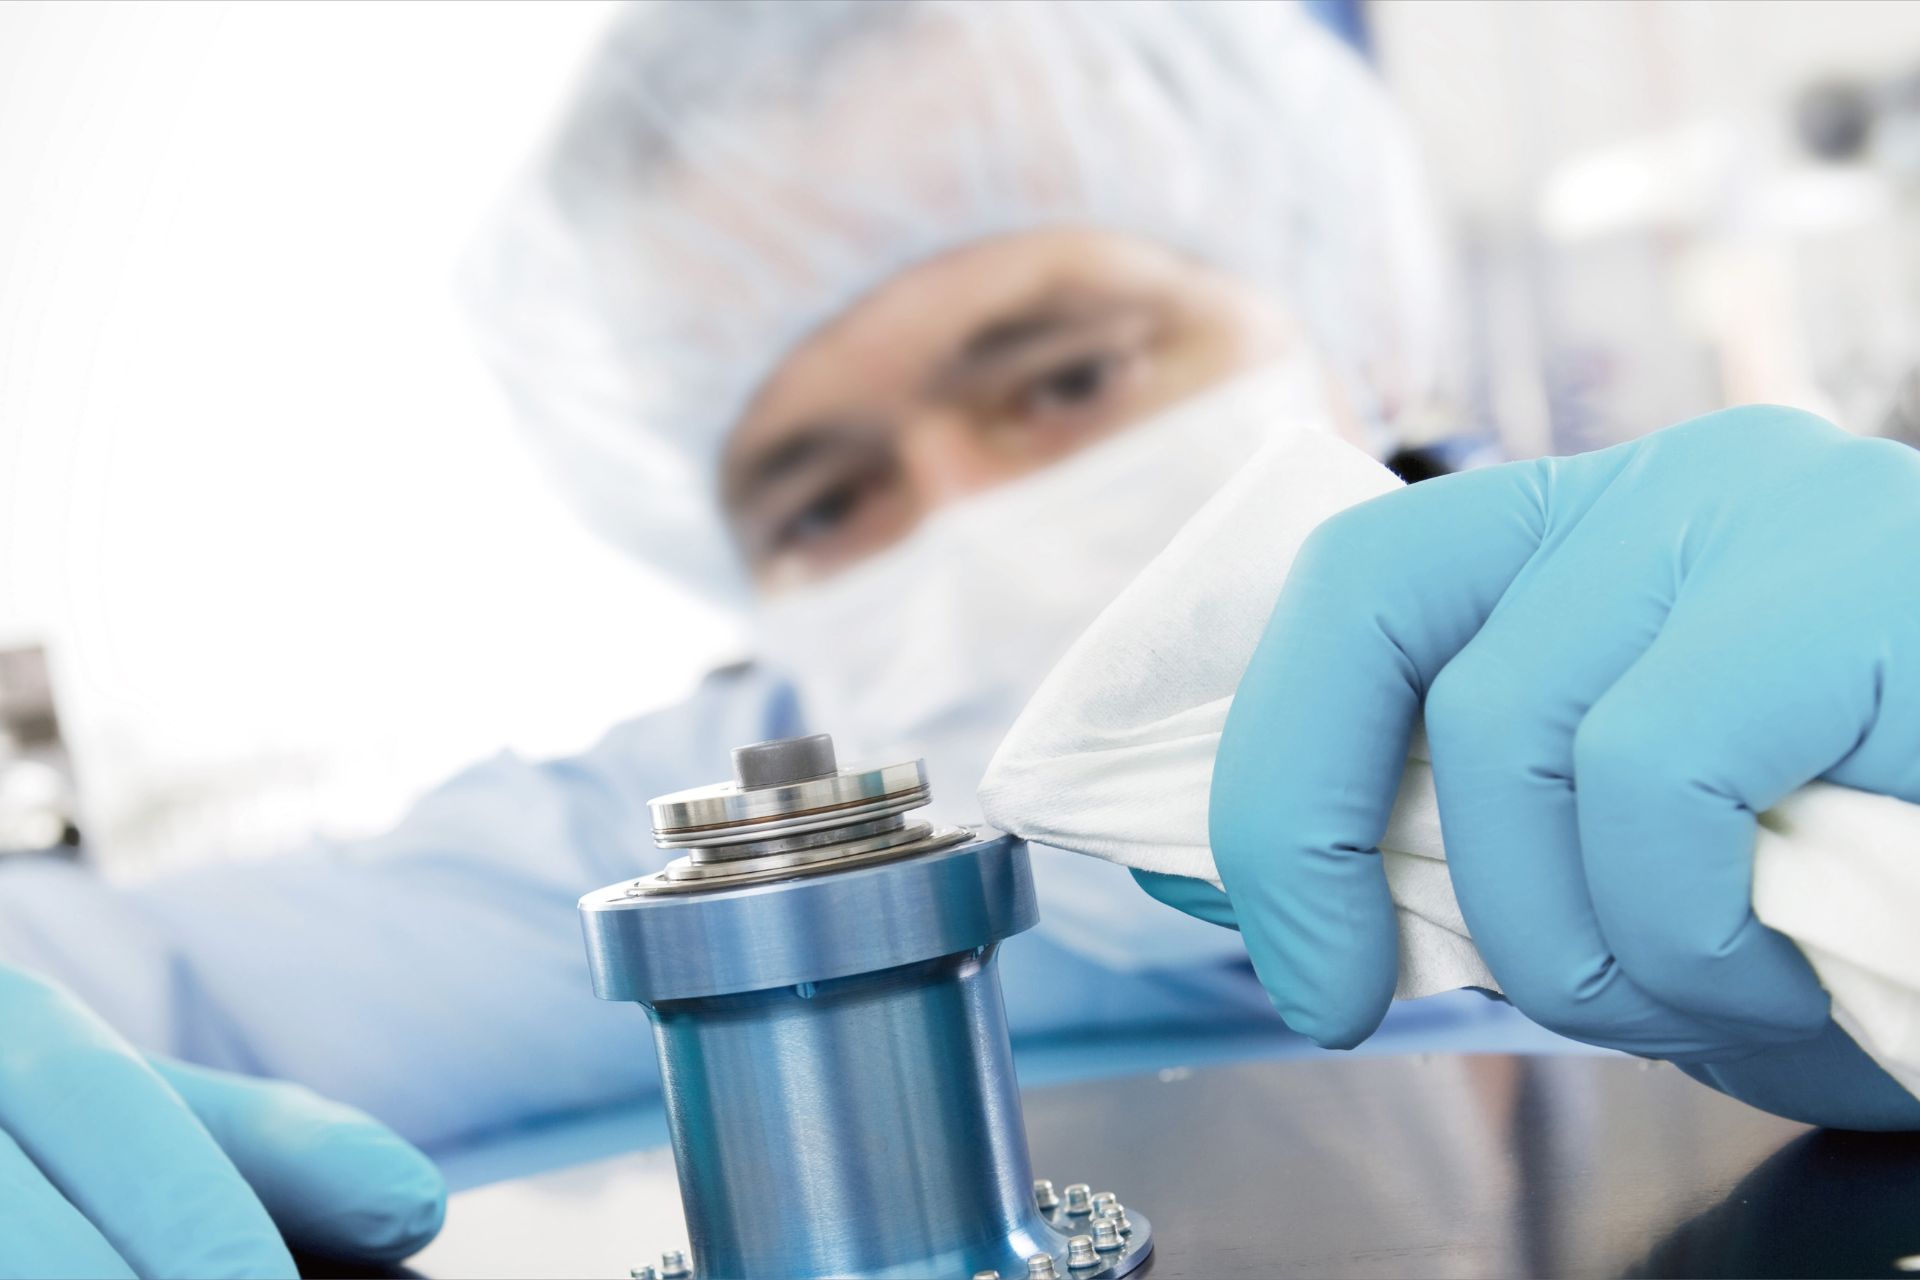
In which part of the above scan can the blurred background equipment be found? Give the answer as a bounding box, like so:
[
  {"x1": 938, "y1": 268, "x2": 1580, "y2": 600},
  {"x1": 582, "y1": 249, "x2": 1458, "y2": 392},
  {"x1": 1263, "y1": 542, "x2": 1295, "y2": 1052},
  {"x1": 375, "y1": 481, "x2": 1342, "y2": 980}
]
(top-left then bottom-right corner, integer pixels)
[
  {"x1": 0, "y1": 644, "x2": 82, "y2": 857},
  {"x1": 1370, "y1": 0, "x2": 1920, "y2": 457}
]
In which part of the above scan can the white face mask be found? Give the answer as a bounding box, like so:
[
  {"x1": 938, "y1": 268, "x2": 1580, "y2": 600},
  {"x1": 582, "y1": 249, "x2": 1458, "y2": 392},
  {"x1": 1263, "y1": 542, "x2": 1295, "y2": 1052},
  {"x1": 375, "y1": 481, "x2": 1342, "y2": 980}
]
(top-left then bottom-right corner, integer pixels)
[{"x1": 752, "y1": 358, "x2": 1337, "y2": 827}]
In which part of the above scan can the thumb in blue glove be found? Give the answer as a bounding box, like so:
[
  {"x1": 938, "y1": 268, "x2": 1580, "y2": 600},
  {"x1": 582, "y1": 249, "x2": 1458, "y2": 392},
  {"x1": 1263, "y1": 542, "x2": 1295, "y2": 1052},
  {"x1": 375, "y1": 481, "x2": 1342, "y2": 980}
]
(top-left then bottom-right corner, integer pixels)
[{"x1": 0, "y1": 964, "x2": 444, "y2": 1279}]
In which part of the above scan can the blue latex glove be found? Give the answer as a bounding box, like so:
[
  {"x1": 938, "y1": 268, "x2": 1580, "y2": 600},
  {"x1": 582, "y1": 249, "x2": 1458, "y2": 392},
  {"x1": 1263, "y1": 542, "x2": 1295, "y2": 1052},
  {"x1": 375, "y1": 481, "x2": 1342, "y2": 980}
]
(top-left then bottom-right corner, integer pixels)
[
  {"x1": 1145, "y1": 407, "x2": 1920, "y2": 1128},
  {"x1": 0, "y1": 965, "x2": 445, "y2": 1278}
]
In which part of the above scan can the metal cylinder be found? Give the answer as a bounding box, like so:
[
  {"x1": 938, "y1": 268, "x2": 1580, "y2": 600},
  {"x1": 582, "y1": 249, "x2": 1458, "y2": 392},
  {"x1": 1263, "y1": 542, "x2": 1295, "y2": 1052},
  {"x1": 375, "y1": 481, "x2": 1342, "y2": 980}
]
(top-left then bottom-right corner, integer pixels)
[
  {"x1": 578, "y1": 735, "x2": 1151, "y2": 1280},
  {"x1": 651, "y1": 947, "x2": 1052, "y2": 1278}
]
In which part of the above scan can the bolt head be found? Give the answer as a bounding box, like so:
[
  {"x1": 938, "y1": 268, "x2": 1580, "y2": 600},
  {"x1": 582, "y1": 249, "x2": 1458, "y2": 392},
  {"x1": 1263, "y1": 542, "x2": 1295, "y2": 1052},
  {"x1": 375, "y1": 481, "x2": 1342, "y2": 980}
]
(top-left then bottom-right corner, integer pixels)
[
  {"x1": 1092, "y1": 1220, "x2": 1123, "y2": 1251},
  {"x1": 1025, "y1": 1254, "x2": 1060, "y2": 1280},
  {"x1": 1062, "y1": 1182, "x2": 1094, "y2": 1214},
  {"x1": 731, "y1": 734, "x2": 837, "y2": 788},
  {"x1": 1067, "y1": 1235, "x2": 1100, "y2": 1269},
  {"x1": 1032, "y1": 1178, "x2": 1060, "y2": 1209}
]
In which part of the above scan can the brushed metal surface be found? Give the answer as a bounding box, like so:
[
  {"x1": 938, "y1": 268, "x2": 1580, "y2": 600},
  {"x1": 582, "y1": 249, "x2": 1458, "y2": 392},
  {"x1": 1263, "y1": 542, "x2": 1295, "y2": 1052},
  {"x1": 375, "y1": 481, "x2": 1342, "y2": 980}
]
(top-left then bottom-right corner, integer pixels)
[
  {"x1": 577, "y1": 830, "x2": 1147, "y2": 1279},
  {"x1": 648, "y1": 948, "x2": 1139, "y2": 1280},
  {"x1": 579, "y1": 833, "x2": 1034, "y2": 1003}
]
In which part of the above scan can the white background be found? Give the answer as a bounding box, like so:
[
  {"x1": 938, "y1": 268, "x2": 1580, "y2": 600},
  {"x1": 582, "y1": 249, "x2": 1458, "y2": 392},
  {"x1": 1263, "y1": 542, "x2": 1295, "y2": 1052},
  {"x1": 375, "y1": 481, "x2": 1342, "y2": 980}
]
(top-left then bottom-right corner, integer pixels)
[{"x1": 0, "y1": 1, "x2": 739, "y2": 869}]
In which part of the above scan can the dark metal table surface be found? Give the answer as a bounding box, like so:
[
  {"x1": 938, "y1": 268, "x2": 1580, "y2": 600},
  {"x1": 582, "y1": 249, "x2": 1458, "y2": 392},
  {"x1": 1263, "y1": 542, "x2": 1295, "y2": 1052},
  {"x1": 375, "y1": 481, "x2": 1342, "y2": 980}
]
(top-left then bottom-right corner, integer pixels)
[{"x1": 406, "y1": 1053, "x2": 1920, "y2": 1279}]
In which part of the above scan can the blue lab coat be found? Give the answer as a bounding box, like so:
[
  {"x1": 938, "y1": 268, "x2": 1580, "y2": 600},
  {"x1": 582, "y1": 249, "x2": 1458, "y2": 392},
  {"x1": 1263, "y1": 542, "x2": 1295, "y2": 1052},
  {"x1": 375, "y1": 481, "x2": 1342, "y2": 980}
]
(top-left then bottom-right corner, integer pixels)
[{"x1": 0, "y1": 667, "x2": 1551, "y2": 1151}]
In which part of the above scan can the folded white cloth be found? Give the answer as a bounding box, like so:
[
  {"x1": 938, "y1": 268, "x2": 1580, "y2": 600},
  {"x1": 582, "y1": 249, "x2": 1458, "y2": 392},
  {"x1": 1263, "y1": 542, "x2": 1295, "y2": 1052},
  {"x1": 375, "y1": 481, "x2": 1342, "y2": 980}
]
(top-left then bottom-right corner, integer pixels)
[{"x1": 979, "y1": 425, "x2": 1920, "y2": 1099}]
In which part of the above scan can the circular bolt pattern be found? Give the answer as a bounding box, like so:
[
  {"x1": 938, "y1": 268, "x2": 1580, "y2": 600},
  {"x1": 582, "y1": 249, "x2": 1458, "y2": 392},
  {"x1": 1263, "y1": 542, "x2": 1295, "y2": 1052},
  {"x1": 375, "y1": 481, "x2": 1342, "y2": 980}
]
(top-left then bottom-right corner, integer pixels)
[
  {"x1": 1066, "y1": 1235, "x2": 1099, "y2": 1270},
  {"x1": 635, "y1": 1171, "x2": 1150, "y2": 1280}
]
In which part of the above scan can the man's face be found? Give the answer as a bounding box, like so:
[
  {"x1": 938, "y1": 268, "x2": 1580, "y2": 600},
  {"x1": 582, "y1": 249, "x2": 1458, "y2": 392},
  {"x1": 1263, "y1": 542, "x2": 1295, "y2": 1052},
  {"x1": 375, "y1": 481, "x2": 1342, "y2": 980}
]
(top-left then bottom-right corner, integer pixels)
[{"x1": 721, "y1": 230, "x2": 1303, "y2": 593}]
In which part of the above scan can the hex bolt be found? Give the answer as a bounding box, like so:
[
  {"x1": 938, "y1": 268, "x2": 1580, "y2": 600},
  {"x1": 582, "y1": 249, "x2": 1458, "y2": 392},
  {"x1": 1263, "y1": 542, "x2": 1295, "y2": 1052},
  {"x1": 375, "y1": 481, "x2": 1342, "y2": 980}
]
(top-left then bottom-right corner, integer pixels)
[
  {"x1": 629, "y1": 1269, "x2": 659, "y2": 1280},
  {"x1": 659, "y1": 1249, "x2": 692, "y2": 1278},
  {"x1": 1062, "y1": 1182, "x2": 1094, "y2": 1214},
  {"x1": 1066, "y1": 1236, "x2": 1099, "y2": 1270},
  {"x1": 1033, "y1": 1178, "x2": 1060, "y2": 1210},
  {"x1": 1092, "y1": 1220, "x2": 1123, "y2": 1252},
  {"x1": 1089, "y1": 1192, "x2": 1119, "y2": 1217},
  {"x1": 1026, "y1": 1254, "x2": 1060, "y2": 1279}
]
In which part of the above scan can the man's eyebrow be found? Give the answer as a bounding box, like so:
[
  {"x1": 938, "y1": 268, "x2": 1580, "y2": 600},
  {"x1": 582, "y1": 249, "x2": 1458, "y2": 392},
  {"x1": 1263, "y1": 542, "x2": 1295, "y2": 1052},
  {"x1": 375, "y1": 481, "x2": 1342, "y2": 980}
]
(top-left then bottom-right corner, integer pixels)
[
  {"x1": 934, "y1": 293, "x2": 1133, "y2": 389},
  {"x1": 723, "y1": 422, "x2": 873, "y2": 510},
  {"x1": 959, "y1": 306, "x2": 1083, "y2": 365}
]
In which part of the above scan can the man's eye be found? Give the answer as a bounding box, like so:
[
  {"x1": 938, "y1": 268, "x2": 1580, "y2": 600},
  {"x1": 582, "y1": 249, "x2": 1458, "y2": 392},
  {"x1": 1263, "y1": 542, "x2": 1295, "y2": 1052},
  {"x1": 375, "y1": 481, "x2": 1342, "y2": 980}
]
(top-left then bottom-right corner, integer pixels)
[
  {"x1": 772, "y1": 480, "x2": 865, "y2": 551},
  {"x1": 1022, "y1": 351, "x2": 1123, "y2": 417}
]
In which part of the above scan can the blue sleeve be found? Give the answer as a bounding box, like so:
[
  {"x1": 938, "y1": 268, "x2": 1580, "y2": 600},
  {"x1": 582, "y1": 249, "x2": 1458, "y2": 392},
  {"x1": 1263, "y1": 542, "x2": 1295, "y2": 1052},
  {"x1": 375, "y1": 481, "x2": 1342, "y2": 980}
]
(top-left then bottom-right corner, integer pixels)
[{"x1": 0, "y1": 674, "x2": 787, "y2": 1150}]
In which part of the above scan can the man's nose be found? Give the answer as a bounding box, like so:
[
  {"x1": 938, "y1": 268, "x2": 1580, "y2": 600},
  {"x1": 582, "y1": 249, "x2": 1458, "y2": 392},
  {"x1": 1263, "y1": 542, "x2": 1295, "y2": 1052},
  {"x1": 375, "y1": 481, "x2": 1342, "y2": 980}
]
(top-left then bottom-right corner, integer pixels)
[{"x1": 896, "y1": 411, "x2": 1019, "y2": 512}]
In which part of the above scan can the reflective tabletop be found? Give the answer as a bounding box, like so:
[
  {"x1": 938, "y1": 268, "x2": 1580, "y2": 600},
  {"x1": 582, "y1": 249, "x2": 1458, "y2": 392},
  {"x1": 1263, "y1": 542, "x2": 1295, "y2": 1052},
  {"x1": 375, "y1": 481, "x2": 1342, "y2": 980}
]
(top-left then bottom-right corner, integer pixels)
[{"x1": 403, "y1": 1053, "x2": 1920, "y2": 1279}]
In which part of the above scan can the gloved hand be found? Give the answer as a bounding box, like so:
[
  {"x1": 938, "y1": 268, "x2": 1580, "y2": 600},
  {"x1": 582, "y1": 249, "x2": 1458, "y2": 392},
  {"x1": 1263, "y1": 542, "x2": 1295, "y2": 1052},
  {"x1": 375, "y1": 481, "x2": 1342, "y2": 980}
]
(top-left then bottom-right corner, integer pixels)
[
  {"x1": 0, "y1": 964, "x2": 445, "y2": 1278},
  {"x1": 1142, "y1": 406, "x2": 1920, "y2": 1127}
]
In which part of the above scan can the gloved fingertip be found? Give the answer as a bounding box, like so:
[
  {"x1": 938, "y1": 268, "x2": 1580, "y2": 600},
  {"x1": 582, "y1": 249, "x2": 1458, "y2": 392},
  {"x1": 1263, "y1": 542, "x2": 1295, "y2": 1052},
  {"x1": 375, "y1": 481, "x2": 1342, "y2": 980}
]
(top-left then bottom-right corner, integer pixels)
[
  {"x1": 1245, "y1": 935, "x2": 1396, "y2": 1051},
  {"x1": 1230, "y1": 858, "x2": 1400, "y2": 1052},
  {"x1": 1127, "y1": 868, "x2": 1176, "y2": 901},
  {"x1": 154, "y1": 1058, "x2": 448, "y2": 1261},
  {"x1": 368, "y1": 1143, "x2": 447, "y2": 1258},
  {"x1": 351, "y1": 1145, "x2": 447, "y2": 1262},
  {"x1": 1130, "y1": 870, "x2": 1240, "y2": 931},
  {"x1": 269, "y1": 1113, "x2": 448, "y2": 1261},
  {"x1": 1287, "y1": 1000, "x2": 1389, "y2": 1052}
]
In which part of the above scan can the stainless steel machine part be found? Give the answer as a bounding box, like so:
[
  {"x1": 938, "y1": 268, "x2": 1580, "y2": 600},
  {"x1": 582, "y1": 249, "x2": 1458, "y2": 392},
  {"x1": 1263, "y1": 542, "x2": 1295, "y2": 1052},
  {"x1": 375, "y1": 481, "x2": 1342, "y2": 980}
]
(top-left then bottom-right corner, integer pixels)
[{"x1": 579, "y1": 735, "x2": 1151, "y2": 1280}]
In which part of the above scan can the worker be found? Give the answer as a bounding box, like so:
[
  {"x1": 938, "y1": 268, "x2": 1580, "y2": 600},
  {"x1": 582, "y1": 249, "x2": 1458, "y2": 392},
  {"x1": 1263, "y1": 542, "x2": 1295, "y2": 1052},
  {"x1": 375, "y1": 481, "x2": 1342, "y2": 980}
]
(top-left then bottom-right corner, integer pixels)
[
  {"x1": 0, "y1": 4, "x2": 1482, "y2": 1273},
  {"x1": 1, "y1": 3, "x2": 1911, "y2": 1277}
]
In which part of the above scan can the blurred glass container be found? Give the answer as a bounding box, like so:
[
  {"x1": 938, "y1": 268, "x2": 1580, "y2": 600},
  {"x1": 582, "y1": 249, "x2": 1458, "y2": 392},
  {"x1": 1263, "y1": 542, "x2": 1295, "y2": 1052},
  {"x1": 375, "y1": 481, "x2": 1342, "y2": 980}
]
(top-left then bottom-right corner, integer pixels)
[{"x1": 0, "y1": 644, "x2": 82, "y2": 857}]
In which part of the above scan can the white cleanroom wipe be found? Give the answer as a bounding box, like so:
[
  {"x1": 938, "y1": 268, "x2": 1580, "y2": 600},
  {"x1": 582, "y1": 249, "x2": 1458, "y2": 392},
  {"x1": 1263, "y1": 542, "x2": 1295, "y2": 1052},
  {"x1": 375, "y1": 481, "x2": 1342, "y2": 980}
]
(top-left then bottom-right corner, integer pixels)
[{"x1": 977, "y1": 425, "x2": 1920, "y2": 1100}]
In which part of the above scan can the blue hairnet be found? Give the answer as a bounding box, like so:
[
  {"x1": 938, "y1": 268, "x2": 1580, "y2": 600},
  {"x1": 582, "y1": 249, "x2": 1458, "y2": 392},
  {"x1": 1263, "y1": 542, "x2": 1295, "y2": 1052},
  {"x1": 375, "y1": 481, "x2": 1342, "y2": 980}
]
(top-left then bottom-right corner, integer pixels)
[{"x1": 462, "y1": 0, "x2": 1453, "y2": 602}]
